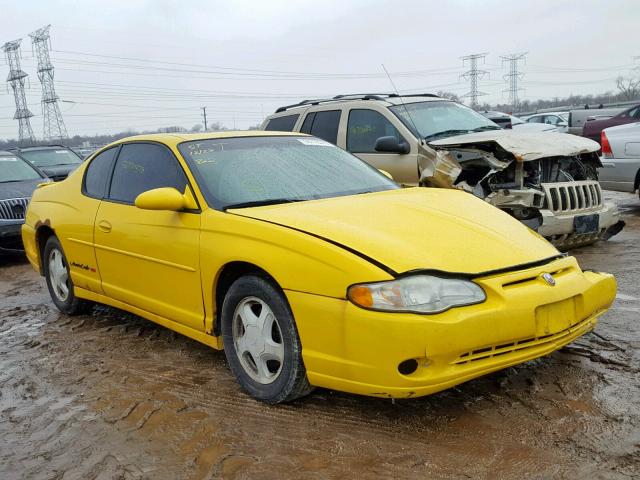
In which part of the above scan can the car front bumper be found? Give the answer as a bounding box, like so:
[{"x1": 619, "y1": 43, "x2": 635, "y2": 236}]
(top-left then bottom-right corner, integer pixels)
[
  {"x1": 537, "y1": 201, "x2": 622, "y2": 248},
  {"x1": 0, "y1": 220, "x2": 25, "y2": 252},
  {"x1": 286, "y1": 256, "x2": 616, "y2": 399}
]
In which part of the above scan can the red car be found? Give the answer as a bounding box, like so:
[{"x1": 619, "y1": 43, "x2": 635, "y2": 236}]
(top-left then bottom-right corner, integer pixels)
[{"x1": 582, "y1": 103, "x2": 640, "y2": 144}]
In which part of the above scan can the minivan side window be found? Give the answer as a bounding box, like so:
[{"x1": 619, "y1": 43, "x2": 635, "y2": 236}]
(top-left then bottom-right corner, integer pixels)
[
  {"x1": 108, "y1": 143, "x2": 188, "y2": 204},
  {"x1": 300, "y1": 112, "x2": 315, "y2": 134},
  {"x1": 300, "y1": 110, "x2": 341, "y2": 144},
  {"x1": 265, "y1": 114, "x2": 299, "y2": 132},
  {"x1": 83, "y1": 147, "x2": 118, "y2": 199},
  {"x1": 347, "y1": 109, "x2": 404, "y2": 153}
]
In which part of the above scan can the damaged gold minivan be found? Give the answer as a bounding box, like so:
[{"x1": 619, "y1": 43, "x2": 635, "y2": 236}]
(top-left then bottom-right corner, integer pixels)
[{"x1": 263, "y1": 94, "x2": 624, "y2": 249}]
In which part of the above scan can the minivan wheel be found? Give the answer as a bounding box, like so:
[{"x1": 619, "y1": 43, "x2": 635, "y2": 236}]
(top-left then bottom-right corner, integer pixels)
[
  {"x1": 221, "y1": 275, "x2": 312, "y2": 404},
  {"x1": 43, "y1": 236, "x2": 92, "y2": 315}
]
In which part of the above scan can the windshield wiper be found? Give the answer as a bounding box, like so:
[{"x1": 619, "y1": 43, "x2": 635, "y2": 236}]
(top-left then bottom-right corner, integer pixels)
[
  {"x1": 472, "y1": 125, "x2": 502, "y2": 132},
  {"x1": 424, "y1": 129, "x2": 471, "y2": 141},
  {"x1": 224, "y1": 198, "x2": 303, "y2": 210}
]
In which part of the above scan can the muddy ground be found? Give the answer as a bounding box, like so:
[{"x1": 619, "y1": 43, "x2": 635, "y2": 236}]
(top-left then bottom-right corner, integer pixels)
[{"x1": 1, "y1": 192, "x2": 639, "y2": 480}]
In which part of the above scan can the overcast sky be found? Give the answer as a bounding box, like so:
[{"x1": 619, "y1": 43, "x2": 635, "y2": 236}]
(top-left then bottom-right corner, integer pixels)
[{"x1": 0, "y1": 0, "x2": 638, "y2": 140}]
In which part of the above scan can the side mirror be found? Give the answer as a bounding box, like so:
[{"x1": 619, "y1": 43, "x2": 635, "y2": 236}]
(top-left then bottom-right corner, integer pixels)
[
  {"x1": 557, "y1": 121, "x2": 568, "y2": 127},
  {"x1": 374, "y1": 136, "x2": 410, "y2": 154},
  {"x1": 135, "y1": 187, "x2": 186, "y2": 211},
  {"x1": 378, "y1": 169, "x2": 393, "y2": 180}
]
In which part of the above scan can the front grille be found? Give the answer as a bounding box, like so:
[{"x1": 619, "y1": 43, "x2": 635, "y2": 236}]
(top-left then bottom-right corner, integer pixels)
[
  {"x1": 0, "y1": 197, "x2": 29, "y2": 220},
  {"x1": 452, "y1": 314, "x2": 594, "y2": 365},
  {"x1": 542, "y1": 180, "x2": 603, "y2": 213}
]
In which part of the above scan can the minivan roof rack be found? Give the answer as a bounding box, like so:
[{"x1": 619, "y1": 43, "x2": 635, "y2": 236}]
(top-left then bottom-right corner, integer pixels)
[{"x1": 274, "y1": 93, "x2": 440, "y2": 113}]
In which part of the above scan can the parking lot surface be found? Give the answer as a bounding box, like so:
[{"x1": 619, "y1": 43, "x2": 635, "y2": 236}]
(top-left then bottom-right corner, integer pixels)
[{"x1": 1, "y1": 192, "x2": 638, "y2": 480}]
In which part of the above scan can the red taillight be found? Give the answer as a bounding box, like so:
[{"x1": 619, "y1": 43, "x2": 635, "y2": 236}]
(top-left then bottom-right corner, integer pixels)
[{"x1": 601, "y1": 131, "x2": 613, "y2": 158}]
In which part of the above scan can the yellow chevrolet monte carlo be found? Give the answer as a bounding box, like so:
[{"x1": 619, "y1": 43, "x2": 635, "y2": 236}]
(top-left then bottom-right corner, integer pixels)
[{"x1": 22, "y1": 131, "x2": 616, "y2": 403}]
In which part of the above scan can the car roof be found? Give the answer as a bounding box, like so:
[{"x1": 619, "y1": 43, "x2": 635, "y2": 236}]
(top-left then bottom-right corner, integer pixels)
[
  {"x1": 0, "y1": 150, "x2": 20, "y2": 156},
  {"x1": 105, "y1": 130, "x2": 308, "y2": 149},
  {"x1": 11, "y1": 144, "x2": 73, "y2": 152},
  {"x1": 271, "y1": 94, "x2": 447, "y2": 115},
  {"x1": 528, "y1": 111, "x2": 568, "y2": 116},
  {"x1": 481, "y1": 111, "x2": 510, "y2": 118}
]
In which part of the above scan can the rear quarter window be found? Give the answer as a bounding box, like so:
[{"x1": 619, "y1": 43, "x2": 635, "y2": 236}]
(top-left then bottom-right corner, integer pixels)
[{"x1": 83, "y1": 147, "x2": 119, "y2": 199}]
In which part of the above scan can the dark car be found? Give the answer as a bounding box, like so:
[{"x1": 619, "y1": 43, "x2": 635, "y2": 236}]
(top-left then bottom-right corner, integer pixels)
[
  {"x1": 11, "y1": 144, "x2": 83, "y2": 181},
  {"x1": 582, "y1": 103, "x2": 640, "y2": 144},
  {"x1": 0, "y1": 151, "x2": 49, "y2": 253}
]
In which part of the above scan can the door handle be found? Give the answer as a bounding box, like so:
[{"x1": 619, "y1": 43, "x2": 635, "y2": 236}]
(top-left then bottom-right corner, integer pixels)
[{"x1": 98, "y1": 220, "x2": 112, "y2": 233}]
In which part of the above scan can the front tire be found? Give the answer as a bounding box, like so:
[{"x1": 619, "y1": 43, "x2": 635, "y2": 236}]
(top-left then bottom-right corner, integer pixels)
[
  {"x1": 43, "y1": 236, "x2": 92, "y2": 315},
  {"x1": 221, "y1": 275, "x2": 312, "y2": 403}
]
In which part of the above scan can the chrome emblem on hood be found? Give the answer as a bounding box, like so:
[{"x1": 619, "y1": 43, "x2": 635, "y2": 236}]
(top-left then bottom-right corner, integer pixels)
[{"x1": 541, "y1": 273, "x2": 556, "y2": 286}]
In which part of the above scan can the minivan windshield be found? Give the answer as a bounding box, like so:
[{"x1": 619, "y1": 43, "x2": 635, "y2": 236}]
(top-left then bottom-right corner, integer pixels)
[
  {"x1": 18, "y1": 148, "x2": 82, "y2": 167},
  {"x1": 389, "y1": 100, "x2": 500, "y2": 141},
  {"x1": 0, "y1": 155, "x2": 42, "y2": 182},
  {"x1": 179, "y1": 136, "x2": 398, "y2": 209}
]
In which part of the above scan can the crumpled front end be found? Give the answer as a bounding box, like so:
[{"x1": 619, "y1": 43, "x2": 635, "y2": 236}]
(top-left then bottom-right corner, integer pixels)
[{"x1": 417, "y1": 136, "x2": 625, "y2": 249}]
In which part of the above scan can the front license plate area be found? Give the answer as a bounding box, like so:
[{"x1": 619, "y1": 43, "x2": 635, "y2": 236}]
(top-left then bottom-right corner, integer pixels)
[
  {"x1": 574, "y1": 214, "x2": 599, "y2": 234},
  {"x1": 535, "y1": 297, "x2": 576, "y2": 337}
]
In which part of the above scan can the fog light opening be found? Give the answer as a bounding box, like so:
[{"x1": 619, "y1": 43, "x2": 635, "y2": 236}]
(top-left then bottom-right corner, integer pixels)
[{"x1": 398, "y1": 359, "x2": 419, "y2": 375}]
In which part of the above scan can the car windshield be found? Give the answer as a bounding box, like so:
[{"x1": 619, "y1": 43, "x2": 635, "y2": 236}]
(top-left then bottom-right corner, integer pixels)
[
  {"x1": 19, "y1": 148, "x2": 81, "y2": 167},
  {"x1": 389, "y1": 101, "x2": 500, "y2": 141},
  {"x1": 178, "y1": 136, "x2": 398, "y2": 209},
  {"x1": 0, "y1": 155, "x2": 42, "y2": 182}
]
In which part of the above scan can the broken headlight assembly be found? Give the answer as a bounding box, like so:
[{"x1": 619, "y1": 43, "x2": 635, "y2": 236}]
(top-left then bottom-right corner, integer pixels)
[{"x1": 347, "y1": 275, "x2": 486, "y2": 314}]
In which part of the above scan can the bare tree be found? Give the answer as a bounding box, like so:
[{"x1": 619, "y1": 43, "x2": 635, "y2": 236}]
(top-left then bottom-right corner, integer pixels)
[
  {"x1": 616, "y1": 76, "x2": 640, "y2": 100},
  {"x1": 436, "y1": 90, "x2": 460, "y2": 102}
]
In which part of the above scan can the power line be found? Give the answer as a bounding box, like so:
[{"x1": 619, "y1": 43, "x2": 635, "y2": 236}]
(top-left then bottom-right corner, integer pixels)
[
  {"x1": 2, "y1": 38, "x2": 35, "y2": 143},
  {"x1": 501, "y1": 52, "x2": 527, "y2": 110},
  {"x1": 460, "y1": 53, "x2": 489, "y2": 109},
  {"x1": 29, "y1": 25, "x2": 68, "y2": 140}
]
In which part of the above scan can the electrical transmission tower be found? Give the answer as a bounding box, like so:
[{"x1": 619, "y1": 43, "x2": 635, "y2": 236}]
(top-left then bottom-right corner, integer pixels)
[
  {"x1": 29, "y1": 25, "x2": 67, "y2": 140},
  {"x1": 30, "y1": 25, "x2": 67, "y2": 140},
  {"x1": 501, "y1": 52, "x2": 527, "y2": 110},
  {"x1": 2, "y1": 39, "x2": 35, "y2": 143},
  {"x1": 460, "y1": 53, "x2": 489, "y2": 109}
]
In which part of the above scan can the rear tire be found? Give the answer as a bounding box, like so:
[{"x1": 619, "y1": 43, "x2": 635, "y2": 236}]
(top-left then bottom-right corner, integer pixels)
[
  {"x1": 221, "y1": 275, "x2": 312, "y2": 403},
  {"x1": 43, "y1": 235, "x2": 93, "y2": 315}
]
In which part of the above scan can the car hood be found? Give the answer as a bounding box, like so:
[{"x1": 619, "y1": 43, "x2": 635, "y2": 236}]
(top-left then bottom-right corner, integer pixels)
[
  {"x1": 0, "y1": 178, "x2": 43, "y2": 200},
  {"x1": 229, "y1": 188, "x2": 559, "y2": 275},
  {"x1": 430, "y1": 130, "x2": 599, "y2": 161}
]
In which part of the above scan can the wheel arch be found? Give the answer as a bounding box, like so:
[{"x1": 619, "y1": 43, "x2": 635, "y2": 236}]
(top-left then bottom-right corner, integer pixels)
[
  {"x1": 634, "y1": 168, "x2": 640, "y2": 193},
  {"x1": 35, "y1": 224, "x2": 56, "y2": 275},
  {"x1": 213, "y1": 261, "x2": 281, "y2": 336}
]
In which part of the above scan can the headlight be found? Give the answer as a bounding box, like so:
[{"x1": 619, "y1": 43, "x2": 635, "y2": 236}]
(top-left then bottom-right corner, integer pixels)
[{"x1": 347, "y1": 275, "x2": 486, "y2": 314}]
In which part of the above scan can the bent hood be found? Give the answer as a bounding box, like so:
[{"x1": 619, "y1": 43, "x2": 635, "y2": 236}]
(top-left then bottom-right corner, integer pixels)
[
  {"x1": 229, "y1": 188, "x2": 559, "y2": 275},
  {"x1": 0, "y1": 178, "x2": 42, "y2": 201},
  {"x1": 430, "y1": 130, "x2": 600, "y2": 161}
]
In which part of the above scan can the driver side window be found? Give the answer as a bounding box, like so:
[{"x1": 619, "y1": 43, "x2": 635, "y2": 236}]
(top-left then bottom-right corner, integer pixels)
[
  {"x1": 108, "y1": 143, "x2": 188, "y2": 204},
  {"x1": 347, "y1": 109, "x2": 404, "y2": 153}
]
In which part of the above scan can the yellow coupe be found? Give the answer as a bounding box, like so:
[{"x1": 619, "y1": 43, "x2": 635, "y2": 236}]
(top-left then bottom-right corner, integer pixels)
[{"x1": 22, "y1": 132, "x2": 616, "y2": 403}]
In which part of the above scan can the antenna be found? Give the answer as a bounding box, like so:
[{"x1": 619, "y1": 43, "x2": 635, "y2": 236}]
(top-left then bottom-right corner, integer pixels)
[{"x1": 381, "y1": 64, "x2": 423, "y2": 144}]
